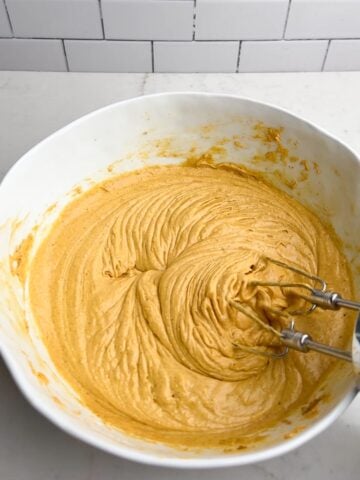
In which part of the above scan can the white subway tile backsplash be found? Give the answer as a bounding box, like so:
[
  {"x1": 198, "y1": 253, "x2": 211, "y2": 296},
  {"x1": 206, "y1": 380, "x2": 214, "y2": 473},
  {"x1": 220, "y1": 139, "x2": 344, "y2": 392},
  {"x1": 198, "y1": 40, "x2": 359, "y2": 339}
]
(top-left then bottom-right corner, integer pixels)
[
  {"x1": 196, "y1": 0, "x2": 289, "y2": 40},
  {"x1": 286, "y1": 0, "x2": 360, "y2": 39},
  {"x1": 0, "y1": 0, "x2": 359, "y2": 73},
  {"x1": 154, "y1": 41, "x2": 239, "y2": 72},
  {"x1": 0, "y1": 1, "x2": 11, "y2": 37},
  {"x1": 6, "y1": 0, "x2": 103, "y2": 39},
  {"x1": 0, "y1": 38, "x2": 67, "y2": 70},
  {"x1": 65, "y1": 40, "x2": 152, "y2": 72},
  {"x1": 324, "y1": 40, "x2": 360, "y2": 71},
  {"x1": 102, "y1": 0, "x2": 193, "y2": 40},
  {"x1": 239, "y1": 40, "x2": 328, "y2": 72}
]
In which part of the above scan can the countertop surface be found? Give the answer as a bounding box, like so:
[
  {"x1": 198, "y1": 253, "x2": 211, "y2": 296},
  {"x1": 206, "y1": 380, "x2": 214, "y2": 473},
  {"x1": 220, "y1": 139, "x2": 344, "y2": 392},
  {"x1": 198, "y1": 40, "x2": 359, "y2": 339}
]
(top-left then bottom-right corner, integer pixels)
[{"x1": 1, "y1": 71, "x2": 360, "y2": 480}]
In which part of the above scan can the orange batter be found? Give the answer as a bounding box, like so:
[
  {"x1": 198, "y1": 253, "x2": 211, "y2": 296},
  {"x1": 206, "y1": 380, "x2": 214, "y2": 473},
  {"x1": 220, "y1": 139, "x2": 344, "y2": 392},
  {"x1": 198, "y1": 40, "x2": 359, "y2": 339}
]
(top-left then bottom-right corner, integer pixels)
[{"x1": 29, "y1": 163, "x2": 353, "y2": 449}]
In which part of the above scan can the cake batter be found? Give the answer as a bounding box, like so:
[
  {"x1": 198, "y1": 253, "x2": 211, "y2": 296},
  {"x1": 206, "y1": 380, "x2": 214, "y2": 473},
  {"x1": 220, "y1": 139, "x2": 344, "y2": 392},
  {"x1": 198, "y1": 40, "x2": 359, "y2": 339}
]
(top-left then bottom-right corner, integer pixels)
[{"x1": 29, "y1": 163, "x2": 353, "y2": 449}]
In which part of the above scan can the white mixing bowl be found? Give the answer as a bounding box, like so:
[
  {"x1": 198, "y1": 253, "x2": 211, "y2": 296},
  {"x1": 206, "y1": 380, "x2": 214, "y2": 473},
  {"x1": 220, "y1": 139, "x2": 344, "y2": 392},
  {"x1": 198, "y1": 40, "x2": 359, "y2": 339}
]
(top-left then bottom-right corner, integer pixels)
[{"x1": 0, "y1": 93, "x2": 359, "y2": 468}]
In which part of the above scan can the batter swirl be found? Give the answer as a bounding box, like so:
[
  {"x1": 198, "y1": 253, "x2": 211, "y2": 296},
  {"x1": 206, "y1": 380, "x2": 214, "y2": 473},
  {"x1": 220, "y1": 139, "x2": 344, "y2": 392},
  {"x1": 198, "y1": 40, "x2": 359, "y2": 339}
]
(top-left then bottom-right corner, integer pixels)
[{"x1": 29, "y1": 163, "x2": 353, "y2": 449}]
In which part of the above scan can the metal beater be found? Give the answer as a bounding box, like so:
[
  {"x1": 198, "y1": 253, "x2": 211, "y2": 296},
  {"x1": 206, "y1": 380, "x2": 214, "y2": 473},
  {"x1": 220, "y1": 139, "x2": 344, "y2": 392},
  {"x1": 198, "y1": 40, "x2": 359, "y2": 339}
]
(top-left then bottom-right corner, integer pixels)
[{"x1": 231, "y1": 257, "x2": 360, "y2": 375}]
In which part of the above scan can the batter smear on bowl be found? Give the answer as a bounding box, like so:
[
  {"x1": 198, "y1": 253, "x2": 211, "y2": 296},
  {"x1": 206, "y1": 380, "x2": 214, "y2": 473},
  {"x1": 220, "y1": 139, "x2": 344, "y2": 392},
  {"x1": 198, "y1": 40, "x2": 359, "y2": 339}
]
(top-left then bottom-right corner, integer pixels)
[{"x1": 29, "y1": 162, "x2": 353, "y2": 450}]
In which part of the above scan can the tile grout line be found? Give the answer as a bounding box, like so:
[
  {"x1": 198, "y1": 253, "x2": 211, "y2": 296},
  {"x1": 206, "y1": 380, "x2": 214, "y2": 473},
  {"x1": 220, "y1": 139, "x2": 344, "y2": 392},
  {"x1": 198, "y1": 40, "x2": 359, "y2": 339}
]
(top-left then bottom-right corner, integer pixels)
[
  {"x1": 62, "y1": 39, "x2": 69, "y2": 71},
  {"x1": 282, "y1": 0, "x2": 292, "y2": 39},
  {"x1": 2, "y1": 37, "x2": 360, "y2": 43},
  {"x1": 3, "y1": 0, "x2": 14, "y2": 36},
  {"x1": 151, "y1": 40, "x2": 154, "y2": 73},
  {"x1": 321, "y1": 39, "x2": 331, "y2": 71},
  {"x1": 192, "y1": 0, "x2": 197, "y2": 41},
  {"x1": 236, "y1": 41, "x2": 242, "y2": 73},
  {"x1": 97, "y1": 0, "x2": 105, "y2": 39},
  {"x1": 1, "y1": 38, "x2": 350, "y2": 42}
]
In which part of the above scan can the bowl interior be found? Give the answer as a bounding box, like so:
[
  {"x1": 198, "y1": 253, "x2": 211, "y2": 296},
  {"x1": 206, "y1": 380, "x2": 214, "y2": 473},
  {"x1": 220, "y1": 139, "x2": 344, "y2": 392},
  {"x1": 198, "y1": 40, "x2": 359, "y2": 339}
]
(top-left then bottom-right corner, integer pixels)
[{"x1": 0, "y1": 93, "x2": 359, "y2": 467}]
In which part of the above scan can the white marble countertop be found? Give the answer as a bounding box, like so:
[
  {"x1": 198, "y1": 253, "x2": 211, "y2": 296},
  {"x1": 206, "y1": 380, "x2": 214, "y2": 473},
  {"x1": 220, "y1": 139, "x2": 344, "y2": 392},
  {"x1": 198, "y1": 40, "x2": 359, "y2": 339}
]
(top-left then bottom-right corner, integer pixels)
[{"x1": 1, "y1": 71, "x2": 360, "y2": 480}]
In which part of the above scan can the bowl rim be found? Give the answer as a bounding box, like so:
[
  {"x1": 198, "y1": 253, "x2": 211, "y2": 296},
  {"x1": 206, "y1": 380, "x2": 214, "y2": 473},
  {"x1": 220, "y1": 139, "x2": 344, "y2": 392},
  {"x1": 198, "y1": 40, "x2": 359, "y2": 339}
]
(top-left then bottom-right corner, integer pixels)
[{"x1": 0, "y1": 91, "x2": 359, "y2": 469}]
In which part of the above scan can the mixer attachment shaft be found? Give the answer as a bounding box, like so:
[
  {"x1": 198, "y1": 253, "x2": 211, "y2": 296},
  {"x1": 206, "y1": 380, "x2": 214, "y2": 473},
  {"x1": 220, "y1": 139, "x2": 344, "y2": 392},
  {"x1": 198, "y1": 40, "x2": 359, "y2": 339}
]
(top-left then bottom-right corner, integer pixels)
[{"x1": 281, "y1": 321, "x2": 353, "y2": 362}]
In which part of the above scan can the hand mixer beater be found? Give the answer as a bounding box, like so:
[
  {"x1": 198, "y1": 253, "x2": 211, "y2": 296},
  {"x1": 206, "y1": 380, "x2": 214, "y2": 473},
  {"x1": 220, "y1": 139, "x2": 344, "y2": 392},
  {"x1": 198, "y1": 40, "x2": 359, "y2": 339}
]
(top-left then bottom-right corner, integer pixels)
[{"x1": 231, "y1": 257, "x2": 360, "y2": 375}]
